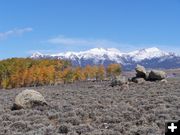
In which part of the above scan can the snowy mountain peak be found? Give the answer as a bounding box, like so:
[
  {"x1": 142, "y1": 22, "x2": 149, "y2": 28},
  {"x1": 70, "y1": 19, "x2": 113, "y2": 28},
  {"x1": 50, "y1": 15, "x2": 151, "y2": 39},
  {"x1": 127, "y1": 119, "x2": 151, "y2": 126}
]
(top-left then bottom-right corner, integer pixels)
[
  {"x1": 127, "y1": 47, "x2": 168, "y2": 61},
  {"x1": 84, "y1": 48, "x2": 121, "y2": 54},
  {"x1": 31, "y1": 52, "x2": 44, "y2": 58},
  {"x1": 139, "y1": 47, "x2": 160, "y2": 52},
  {"x1": 30, "y1": 47, "x2": 178, "y2": 70},
  {"x1": 31, "y1": 47, "x2": 171, "y2": 60},
  {"x1": 88, "y1": 48, "x2": 106, "y2": 52}
]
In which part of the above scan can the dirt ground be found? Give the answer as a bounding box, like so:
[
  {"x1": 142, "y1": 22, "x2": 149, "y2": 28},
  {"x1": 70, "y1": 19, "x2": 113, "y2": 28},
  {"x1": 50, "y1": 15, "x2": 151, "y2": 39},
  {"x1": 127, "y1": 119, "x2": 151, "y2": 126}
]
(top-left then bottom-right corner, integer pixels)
[{"x1": 0, "y1": 79, "x2": 180, "y2": 135}]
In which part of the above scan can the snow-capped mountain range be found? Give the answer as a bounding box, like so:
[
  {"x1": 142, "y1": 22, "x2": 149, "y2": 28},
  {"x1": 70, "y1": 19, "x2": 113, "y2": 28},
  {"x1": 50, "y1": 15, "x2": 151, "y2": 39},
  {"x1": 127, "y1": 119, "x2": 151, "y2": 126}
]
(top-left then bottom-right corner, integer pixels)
[{"x1": 31, "y1": 47, "x2": 180, "y2": 70}]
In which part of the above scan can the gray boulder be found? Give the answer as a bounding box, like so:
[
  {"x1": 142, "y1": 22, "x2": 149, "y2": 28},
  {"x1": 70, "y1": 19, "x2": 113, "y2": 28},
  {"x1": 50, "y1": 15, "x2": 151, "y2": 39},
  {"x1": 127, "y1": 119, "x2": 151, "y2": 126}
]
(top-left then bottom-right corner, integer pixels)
[
  {"x1": 148, "y1": 70, "x2": 166, "y2": 81},
  {"x1": 111, "y1": 76, "x2": 128, "y2": 87},
  {"x1": 135, "y1": 65, "x2": 147, "y2": 78},
  {"x1": 13, "y1": 89, "x2": 47, "y2": 110}
]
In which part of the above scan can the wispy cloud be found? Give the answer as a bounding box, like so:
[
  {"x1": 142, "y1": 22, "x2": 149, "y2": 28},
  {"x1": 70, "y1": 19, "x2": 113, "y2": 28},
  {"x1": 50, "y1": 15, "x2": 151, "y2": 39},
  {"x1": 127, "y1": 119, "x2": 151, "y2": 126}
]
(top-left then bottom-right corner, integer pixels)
[
  {"x1": 46, "y1": 35, "x2": 177, "y2": 54},
  {"x1": 0, "y1": 27, "x2": 33, "y2": 40},
  {"x1": 47, "y1": 35, "x2": 119, "y2": 47},
  {"x1": 47, "y1": 35, "x2": 145, "y2": 53}
]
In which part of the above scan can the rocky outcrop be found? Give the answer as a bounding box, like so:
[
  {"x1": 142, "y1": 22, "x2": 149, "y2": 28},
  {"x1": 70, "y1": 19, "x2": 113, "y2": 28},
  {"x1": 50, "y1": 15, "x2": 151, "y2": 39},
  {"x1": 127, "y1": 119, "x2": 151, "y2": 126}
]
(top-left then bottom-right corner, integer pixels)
[
  {"x1": 12, "y1": 89, "x2": 47, "y2": 110},
  {"x1": 148, "y1": 70, "x2": 166, "y2": 81},
  {"x1": 130, "y1": 65, "x2": 167, "y2": 83}
]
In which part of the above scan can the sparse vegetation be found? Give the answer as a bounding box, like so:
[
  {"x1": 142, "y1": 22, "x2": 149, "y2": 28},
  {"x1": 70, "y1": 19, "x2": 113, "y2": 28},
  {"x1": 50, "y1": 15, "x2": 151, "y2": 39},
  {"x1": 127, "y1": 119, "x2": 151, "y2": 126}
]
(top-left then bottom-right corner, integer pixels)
[{"x1": 0, "y1": 79, "x2": 179, "y2": 134}]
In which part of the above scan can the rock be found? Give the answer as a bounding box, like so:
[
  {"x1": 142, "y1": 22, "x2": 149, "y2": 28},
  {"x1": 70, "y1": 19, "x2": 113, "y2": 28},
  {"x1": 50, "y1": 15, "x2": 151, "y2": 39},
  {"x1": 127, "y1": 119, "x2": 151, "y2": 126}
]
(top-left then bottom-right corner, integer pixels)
[
  {"x1": 160, "y1": 79, "x2": 168, "y2": 83},
  {"x1": 135, "y1": 65, "x2": 147, "y2": 78},
  {"x1": 132, "y1": 77, "x2": 145, "y2": 84},
  {"x1": 148, "y1": 70, "x2": 166, "y2": 81},
  {"x1": 110, "y1": 76, "x2": 128, "y2": 87},
  {"x1": 13, "y1": 89, "x2": 47, "y2": 110}
]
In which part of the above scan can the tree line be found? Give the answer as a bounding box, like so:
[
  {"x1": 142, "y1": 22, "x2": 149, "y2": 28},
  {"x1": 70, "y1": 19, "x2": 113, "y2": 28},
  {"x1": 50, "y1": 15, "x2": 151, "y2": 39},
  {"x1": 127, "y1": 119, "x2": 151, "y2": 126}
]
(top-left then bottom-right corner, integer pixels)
[{"x1": 0, "y1": 58, "x2": 121, "y2": 89}]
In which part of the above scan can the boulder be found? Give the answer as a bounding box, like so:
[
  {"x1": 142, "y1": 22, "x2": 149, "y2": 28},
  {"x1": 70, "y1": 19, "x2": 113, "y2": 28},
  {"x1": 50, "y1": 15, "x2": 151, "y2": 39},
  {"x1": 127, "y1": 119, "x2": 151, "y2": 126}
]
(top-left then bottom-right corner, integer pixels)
[
  {"x1": 135, "y1": 65, "x2": 147, "y2": 78},
  {"x1": 132, "y1": 77, "x2": 145, "y2": 84},
  {"x1": 148, "y1": 70, "x2": 166, "y2": 81},
  {"x1": 13, "y1": 89, "x2": 47, "y2": 110},
  {"x1": 110, "y1": 76, "x2": 128, "y2": 87}
]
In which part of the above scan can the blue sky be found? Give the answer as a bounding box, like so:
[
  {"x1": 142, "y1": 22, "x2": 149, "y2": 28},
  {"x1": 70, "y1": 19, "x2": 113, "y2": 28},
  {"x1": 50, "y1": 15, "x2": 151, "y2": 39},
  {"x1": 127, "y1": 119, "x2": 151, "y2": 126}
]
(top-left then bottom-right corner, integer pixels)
[{"x1": 0, "y1": 0, "x2": 180, "y2": 59}]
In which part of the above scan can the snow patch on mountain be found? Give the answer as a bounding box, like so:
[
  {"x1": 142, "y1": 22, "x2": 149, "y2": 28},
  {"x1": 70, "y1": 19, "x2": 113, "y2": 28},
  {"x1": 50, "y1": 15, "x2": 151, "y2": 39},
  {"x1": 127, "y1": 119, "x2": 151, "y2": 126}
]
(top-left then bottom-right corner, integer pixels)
[
  {"x1": 31, "y1": 47, "x2": 171, "y2": 62},
  {"x1": 31, "y1": 52, "x2": 44, "y2": 58},
  {"x1": 127, "y1": 47, "x2": 169, "y2": 61},
  {"x1": 30, "y1": 47, "x2": 179, "y2": 70}
]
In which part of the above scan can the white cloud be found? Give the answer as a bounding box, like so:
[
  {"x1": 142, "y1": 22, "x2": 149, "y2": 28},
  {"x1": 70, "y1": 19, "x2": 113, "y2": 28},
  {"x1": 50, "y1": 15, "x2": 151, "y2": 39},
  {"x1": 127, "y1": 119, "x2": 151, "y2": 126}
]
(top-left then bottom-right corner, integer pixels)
[
  {"x1": 47, "y1": 35, "x2": 119, "y2": 47},
  {"x1": 47, "y1": 35, "x2": 177, "y2": 54},
  {"x1": 0, "y1": 27, "x2": 33, "y2": 40}
]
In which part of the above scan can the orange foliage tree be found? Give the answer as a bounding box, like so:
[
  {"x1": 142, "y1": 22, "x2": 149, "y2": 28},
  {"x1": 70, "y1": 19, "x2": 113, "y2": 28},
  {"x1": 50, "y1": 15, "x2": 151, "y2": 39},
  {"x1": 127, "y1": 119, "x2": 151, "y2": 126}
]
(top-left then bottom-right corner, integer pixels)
[
  {"x1": 96, "y1": 65, "x2": 105, "y2": 80},
  {"x1": 106, "y1": 63, "x2": 121, "y2": 77},
  {"x1": 0, "y1": 58, "x2": 122, "y2": 89}
]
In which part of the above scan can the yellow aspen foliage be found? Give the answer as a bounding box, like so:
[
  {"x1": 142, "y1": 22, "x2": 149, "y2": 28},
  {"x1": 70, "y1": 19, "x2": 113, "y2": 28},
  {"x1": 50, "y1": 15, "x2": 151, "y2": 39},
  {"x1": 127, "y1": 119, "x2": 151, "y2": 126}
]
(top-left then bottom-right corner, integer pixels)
[
  {"x1": 84, "y1": 65, "x2": 92, "y2": 79},
  {"x1": 61, "y1": 67, "x2": 74, "y2": 83},
  {"x1": 92, "y1": 65, "x2": 98, "y2": 80},
  {"x1": 0, "y1": 58, "x2": 122, "y2": 89},
  {"x1": 107, "y1": 63, "x2": 121, "y2": 77},
  {"x1": 73, "y1": 67, "x2": 86, "y2": 81},
  {"x1": 96, "y1": 65, "x2": 105, "y2": 80}
]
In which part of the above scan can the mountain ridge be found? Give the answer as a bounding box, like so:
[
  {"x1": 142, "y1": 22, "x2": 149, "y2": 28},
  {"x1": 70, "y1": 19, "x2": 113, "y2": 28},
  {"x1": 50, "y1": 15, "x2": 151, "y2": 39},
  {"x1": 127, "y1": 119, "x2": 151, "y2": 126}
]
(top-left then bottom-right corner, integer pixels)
[{"x1": 30, "y1": 47, "x2": 180, "y2": 70}]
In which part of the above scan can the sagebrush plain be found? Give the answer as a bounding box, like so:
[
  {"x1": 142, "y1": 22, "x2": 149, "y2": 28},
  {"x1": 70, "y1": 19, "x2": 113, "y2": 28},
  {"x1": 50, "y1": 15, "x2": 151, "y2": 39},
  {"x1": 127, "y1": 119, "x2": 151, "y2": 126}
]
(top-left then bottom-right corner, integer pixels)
[{"x1": 0, "y1": 79, "x2": 180, "y2": 135}]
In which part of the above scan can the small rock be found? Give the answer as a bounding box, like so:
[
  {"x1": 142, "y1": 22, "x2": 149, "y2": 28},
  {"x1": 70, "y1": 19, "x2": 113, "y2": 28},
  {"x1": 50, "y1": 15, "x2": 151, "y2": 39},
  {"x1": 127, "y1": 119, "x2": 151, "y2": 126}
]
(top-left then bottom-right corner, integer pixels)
[
  {"x1": 132, "y1": 77, "x2": 145, "y2": 84},
  {"x1": 148, "y1": 70, "x2": 166, "y2": 81},
  {"x1": 160, "y1": 79, "x2": 168, "y2": 83},
  {"x1": 12, "y1": 89, "x2": 47, "y2": 110}
]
